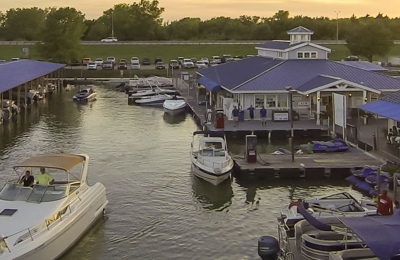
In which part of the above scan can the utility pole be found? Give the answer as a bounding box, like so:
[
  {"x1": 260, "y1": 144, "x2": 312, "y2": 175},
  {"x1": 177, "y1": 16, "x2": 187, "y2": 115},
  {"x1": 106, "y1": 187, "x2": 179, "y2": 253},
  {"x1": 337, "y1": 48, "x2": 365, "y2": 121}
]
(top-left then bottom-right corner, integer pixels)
[
  {"x1": 111, "y1": 11, "x2": 114, "y2": 38},
  {"x1": 334, "y1": 11, "x2": 341, "y2": 44}
]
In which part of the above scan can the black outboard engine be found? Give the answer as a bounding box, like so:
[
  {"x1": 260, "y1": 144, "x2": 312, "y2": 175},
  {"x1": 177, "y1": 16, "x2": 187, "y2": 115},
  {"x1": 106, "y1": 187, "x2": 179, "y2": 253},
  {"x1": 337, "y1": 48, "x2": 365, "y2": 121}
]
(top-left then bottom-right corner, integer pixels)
[{"x1": 258, "y1": 236, "x2": 280, "y2": 260}]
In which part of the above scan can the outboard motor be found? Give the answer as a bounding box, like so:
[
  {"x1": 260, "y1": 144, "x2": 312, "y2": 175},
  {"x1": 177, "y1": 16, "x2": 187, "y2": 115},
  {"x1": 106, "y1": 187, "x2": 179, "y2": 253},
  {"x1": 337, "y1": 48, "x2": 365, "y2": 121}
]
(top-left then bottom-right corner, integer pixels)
[{"x1": 258, "y1": 236, "x2": 280, "y2": 260}]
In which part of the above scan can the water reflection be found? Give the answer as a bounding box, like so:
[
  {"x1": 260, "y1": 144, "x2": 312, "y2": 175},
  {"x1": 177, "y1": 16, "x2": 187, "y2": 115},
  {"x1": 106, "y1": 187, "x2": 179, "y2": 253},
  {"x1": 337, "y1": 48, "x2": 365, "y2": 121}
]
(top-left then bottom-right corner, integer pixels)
[
  {"x1": 191, "y1": 174, "x2": 233, "y2": 211},
  {"x1": 163, "y1": 112, "x2": 187, "y2": 124}
]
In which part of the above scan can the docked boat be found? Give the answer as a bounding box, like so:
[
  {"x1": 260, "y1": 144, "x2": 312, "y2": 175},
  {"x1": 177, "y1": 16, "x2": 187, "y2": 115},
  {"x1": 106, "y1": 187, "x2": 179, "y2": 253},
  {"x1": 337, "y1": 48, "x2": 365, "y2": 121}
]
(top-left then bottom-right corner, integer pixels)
[
  {"x1": 129, "y1": 87, "x2": 179, "y2": 100},
  {"x1": 0, "y1": 153, "x2": 108, "y2": 260},
  {"x1": 134, "y1": 94, "x2": 175, "y2": 106},
  {"x1": 258, "y1": 203, "x2": 400, "y2": 260},
  {"x1": 163, "y1": 98, "x2": 187, "y2": 115},
  {"x1": 72, "y1": 85, "x2": 97, "y2": 102},
  {"x1": 191, "y1": 131, "x2": 234, "y2": 185},
  {"x1": 280, "y1": 192, "x2": 377, "y2": 232},
  {"x1": 300, "y1": 139, "x2": 349, "y2": 153}
]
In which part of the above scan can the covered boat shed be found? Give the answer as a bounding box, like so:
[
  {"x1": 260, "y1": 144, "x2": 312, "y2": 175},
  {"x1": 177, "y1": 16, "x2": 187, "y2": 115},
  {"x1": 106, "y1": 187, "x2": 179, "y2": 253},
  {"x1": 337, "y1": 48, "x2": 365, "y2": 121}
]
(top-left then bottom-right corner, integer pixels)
[{"x1": 0, "y1": 59, "x2": 65, "y2": 112}]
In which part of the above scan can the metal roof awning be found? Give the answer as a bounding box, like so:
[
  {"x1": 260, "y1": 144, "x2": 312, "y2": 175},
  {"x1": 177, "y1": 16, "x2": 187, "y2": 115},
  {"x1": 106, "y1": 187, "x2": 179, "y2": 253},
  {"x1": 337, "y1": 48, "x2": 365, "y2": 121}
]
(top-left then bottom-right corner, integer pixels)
[
  {"x1": 359, "y1": 100, "x2": 400, "y2": 121},
  {"x1": 198, "y1": 77, "x2": 220, "y2": 92}
]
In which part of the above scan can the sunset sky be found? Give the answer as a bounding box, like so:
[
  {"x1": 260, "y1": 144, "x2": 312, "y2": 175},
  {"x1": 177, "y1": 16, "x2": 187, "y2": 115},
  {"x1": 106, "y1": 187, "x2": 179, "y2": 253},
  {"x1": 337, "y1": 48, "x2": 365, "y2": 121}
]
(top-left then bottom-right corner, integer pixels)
[{"x1": 0, "y1": 0, "x2": 398, "y2": 21}]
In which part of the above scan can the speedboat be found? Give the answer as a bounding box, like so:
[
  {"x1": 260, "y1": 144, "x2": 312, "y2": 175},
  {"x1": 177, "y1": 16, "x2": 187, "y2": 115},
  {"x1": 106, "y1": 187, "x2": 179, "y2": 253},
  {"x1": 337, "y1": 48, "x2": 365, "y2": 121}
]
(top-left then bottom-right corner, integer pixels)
[
  {"x1": 280, "y1": 192, "x2": 377, "y2": 232},
  {"x1": 191, "y1": 131, "x2": 234, "y2": 185},
  {"x1": 72, "y1": 85, "x2": 97, "y2": 102},
  {"x1": 134, "y1": 94, "x2": 174, "y2": 106},
  {"x1": 0, "y1": 153, "x2": 108, "y2": 260},
  {"x1": 163, "y1": 98, "x2": 187, "y2": 115}
]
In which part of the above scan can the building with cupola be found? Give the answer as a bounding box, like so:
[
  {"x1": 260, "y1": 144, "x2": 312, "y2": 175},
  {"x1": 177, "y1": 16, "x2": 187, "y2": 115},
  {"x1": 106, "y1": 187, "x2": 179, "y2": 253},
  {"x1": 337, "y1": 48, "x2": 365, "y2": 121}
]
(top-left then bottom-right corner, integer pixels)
[{"x1": 197, "y1": 26, "x2": 399, "y2": 125}]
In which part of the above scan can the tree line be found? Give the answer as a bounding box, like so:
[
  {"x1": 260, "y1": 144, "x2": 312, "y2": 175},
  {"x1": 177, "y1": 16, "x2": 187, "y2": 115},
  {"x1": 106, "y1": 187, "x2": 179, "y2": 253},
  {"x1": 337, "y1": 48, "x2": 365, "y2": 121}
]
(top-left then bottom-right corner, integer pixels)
[{"x1": 0, "y1": 0, "x2": 396, "y2": 62}]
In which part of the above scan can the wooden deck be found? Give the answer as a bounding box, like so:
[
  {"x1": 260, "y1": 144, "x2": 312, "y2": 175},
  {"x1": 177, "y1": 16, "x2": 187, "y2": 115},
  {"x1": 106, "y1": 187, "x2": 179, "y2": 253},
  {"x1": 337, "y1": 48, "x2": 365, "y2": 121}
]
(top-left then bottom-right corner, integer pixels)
[{"x1": 234, "y1": 147, "x2": 384, "y2": 179}]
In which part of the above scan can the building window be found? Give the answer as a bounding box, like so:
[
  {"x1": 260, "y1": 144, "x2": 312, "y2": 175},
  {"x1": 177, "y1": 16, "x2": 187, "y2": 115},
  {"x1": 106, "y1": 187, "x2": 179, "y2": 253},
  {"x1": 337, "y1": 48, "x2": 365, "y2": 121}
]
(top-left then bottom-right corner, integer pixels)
[
  {"x1": 311, "y1": 52, "x2": 317, "y2": 59},
  {"x1": 301, "y1": 35, "x2": 307, "y2": 41},
  {"x1": 278, "y1": 52, "x2": 283, "y2": 58},
  {"x1": 266, "y1": 95, "x2": 276, "y2": 108},
  {"x1": 277, "y1": 94, "x2": 288, "y2": 107},
  {"x1": 255, "y1": 95, "x2": 265, "y2": 108},
  {"x1": 304, "y1": 52, "x2": 310, "y2": 58},
  {"x1": 297, "y1": 52, "x2": 303, "y2": 59}
]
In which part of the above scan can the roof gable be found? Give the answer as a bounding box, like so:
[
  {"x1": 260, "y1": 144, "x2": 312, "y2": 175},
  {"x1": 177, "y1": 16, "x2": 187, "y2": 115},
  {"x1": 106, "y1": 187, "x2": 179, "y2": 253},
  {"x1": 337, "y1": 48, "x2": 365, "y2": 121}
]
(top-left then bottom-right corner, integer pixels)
[
  {"x1": 0, "y1": 60, "x2": 65, "y2": 93},
  {"x1": 287, "y1": 26, "x2": 314, "y2": 34},
  {"x1": 296, "y1": 75, "x2": 339, "y2": 92}
]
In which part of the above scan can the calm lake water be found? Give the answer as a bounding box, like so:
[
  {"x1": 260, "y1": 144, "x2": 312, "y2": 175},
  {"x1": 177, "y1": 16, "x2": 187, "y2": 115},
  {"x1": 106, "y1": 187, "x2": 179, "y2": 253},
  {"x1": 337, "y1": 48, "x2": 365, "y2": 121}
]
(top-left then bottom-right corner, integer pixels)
[{"x1": 0, "y1": 85, "x2": 361, "y2": 260}]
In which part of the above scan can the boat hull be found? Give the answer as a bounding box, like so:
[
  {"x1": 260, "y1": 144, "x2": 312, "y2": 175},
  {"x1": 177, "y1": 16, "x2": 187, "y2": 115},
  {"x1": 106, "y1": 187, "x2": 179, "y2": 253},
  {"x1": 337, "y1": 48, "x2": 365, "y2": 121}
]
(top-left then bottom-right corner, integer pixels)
[
  {"x1": 164, "y1": 106, "x2": 186, "y2": 115},
  {"x1": 191, "y1": 161, "x2": 232, "y2": 186},
  {"x1": 73, "y1": 93, "x2": 97, "y2": 102},
  {"x1": 4, "y1": 183, "x2": 108, "y2": 260}
]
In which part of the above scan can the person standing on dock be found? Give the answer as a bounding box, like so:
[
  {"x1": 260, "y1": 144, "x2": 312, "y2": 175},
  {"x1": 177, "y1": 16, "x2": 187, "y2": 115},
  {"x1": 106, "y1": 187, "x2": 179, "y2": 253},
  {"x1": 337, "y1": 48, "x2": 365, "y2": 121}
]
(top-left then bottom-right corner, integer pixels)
[
  {"x1": 247, "y1": 105, "x2": 255, "y2": 120},
  {"x1": 377, "y1": 190, "x2": 393, "y2": 216},
  {"x1": 260, "y1": 106, "x2": 267, "y2": 126},
  {"x1": 232, "y1": 106, "x2": 239, "y2": 126}
]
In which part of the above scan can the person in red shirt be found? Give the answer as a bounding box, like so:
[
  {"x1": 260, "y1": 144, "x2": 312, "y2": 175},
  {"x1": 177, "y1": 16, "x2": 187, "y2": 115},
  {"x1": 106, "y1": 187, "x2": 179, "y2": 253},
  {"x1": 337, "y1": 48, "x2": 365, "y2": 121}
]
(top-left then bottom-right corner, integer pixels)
[{"x1": 377, "y1": 190, "x2": 394, "y2": 216}]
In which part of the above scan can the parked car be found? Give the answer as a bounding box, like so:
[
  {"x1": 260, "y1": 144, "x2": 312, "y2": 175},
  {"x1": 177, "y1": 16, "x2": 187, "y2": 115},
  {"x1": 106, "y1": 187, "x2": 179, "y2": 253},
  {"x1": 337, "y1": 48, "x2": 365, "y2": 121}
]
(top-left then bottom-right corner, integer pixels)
[
  {"x1": 102, "y1": 60, "x2": 114, "y2": 70},
  {"x1": 94, "y1": 58, "x2": 103, "y2": 66},
  {"x1": 182, "y1": 59, "x2": 195, "y2": 69},
  {"x1": 154, "y1": 58, "x2": 162, "y2": 64},
  {"x1": 233, "y1": 55, "x2": 243, "y2": 61},
  {"x1": 131, "y1": 60, "x2": 140, "y2": 70},
  {"x1": 169, "y1": 60, "x2": 180, "y2": 69},
  {"x1": 177, "y1": 57, "x2": 185, "y2": 65},
  {"x1": 106, "y1": 56, "x2": 116, "y2": 65},
  {"x1": 82, "y1": 58, "x2": 92, "y2": 65},
  {"x1": 191, "y1": 58, "x2": 197, "y2": 64},
  {"x1": 344, "y1": 55, "x2": 359, "y2": 61},
  {"x1": 155, "y1": 61, "x2": 166, "y2": 69},
  {"x1": 87, "y1": 62, "x2": 97, "y2": 70},
  {"x1": 210, "y1": 56, "x2": 221, "y2": 64},
  {"x1": 10, "y1": 58, "x2": 20, "y2": 62},
  {"x1": 142, "y1": 57, "x2": 151, "y2": 65},
  {"x1": 117, "y1": 61, "x2": 128, "y2": 70},
  {"x1": 101, "y1": 37, "x2": 118, "y2": 42},
  {"x1": 200, "y1": 57, "x2": 209, "y2": 66},
  {"x1": 221, "y1": 54, "x2": 234, "y2": 63},
  {"x1": 196, "y1": 61, "x2": 208, "y2": 69},
  {"x1": 130, "y1": 57, "x2": 139, "y2": 64},
  {"x1": 69, "y1": 60, "x2": 81, "y2": 66},
  {"x1": 119, "y1": 59, "x2": 127, "y2": 63}
]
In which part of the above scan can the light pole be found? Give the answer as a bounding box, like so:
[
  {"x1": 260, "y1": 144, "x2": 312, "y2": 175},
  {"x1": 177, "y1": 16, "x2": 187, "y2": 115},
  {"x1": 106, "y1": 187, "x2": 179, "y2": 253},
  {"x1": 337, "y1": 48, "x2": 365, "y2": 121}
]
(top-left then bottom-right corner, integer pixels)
[
  {"x1": 285, "y1": 86, "x2": 296, "y2": 162},
  {"x1": 334, "y1": 11, "x2": 340, "y2": 44},
  {"x1": 111, "y1": 11, "x2": 114, "y2": 38}
]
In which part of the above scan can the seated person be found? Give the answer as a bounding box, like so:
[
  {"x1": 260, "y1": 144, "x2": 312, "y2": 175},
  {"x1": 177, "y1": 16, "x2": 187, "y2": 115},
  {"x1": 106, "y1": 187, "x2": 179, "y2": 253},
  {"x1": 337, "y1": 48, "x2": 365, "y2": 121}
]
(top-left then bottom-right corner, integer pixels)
[
  {"x1": 36, "y1": 167, "x2": 54, "y2": 185},
  {"x1": 19, "y1": 170, "x2": 34, "y2": 187}
]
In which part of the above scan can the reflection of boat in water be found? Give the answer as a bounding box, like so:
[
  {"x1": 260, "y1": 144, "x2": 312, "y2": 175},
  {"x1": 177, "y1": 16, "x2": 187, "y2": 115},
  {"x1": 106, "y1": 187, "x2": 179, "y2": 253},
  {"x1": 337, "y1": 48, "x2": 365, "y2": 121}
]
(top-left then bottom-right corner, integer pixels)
[
  {"x1": 163, "y1": 112, "x2": 186, "y2": 124},
  {"x1": 191, "y1": 174, "x2": 233, "y2": 210}
]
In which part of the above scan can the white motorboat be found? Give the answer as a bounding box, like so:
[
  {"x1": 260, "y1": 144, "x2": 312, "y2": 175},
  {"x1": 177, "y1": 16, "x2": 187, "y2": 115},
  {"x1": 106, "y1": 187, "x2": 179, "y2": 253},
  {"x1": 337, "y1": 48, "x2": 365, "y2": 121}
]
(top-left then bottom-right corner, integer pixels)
[
  {"x1": 0, "y1": 153, "x2": 108, "y2": 260},
  {"x1": 163, "y1": 99, "x2": 187, "y2": 115},
  {"x1": 280, "y1": 192, "x2": 377, "y2": 232},
  {"x1": 191, "y1": 131, "x2": 234, "y2": 185},
  {"x1": 72, "y1": 85, "x2": 97, "y2": 102},
  {"x1": 134, "y1": 94, "x2": 175, "y2": 106},
  {"x1": 129, "y1": 87, "x2": 179, "y2": 100}
]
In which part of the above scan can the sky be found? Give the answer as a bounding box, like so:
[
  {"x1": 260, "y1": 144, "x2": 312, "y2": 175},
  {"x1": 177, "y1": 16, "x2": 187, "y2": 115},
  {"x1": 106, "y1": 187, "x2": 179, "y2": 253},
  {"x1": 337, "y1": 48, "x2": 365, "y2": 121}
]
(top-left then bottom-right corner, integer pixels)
[{"x1": 0, "y1": 0, "x2": 398, "y2": 21}]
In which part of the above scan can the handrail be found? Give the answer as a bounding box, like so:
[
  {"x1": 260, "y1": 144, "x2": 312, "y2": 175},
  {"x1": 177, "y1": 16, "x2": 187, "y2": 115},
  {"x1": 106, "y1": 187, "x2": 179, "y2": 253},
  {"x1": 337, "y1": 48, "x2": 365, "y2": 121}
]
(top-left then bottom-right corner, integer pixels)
[{"x1": 196, "y1": 154, "x2": 232, "y2": 170}]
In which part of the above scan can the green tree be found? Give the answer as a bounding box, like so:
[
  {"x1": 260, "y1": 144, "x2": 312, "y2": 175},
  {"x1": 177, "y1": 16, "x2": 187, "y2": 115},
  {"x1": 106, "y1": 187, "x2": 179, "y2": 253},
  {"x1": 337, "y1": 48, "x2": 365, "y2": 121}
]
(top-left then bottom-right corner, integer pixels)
[
  {"x1": 3, "y1": 8, "x2": 46, "y2": 40},
  {"x1": 346, "y1": 20, "x2": 394, "y2": 62},
  {"x1": 37, "y1": 7, "x2": 86, "y2": 63},
  {"x1": 168, "y1": 18, "x2": 200, "y2": 40}
]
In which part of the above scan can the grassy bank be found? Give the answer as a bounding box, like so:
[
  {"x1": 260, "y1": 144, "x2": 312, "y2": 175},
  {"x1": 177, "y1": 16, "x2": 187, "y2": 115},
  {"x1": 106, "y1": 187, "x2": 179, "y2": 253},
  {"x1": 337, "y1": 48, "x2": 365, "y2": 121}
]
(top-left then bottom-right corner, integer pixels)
[{"x1": 1, "y1": 43, "x2": 400, "y2": 63}]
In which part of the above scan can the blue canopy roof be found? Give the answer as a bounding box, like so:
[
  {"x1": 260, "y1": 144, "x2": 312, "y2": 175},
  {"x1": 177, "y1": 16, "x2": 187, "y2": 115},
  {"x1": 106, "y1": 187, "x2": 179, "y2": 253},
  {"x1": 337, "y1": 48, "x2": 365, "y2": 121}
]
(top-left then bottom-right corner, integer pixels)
[
  {"x1": 359, "y1": 100, "x2": 400, "y2": 122},
  {"x1": 0, "y1": 60, "x2": 65, "y2": 93},
  {"x1": 198, "y1": 76, "x2": 220, "y2": 92},
  {"x1": 339, "y1": 210, "x2": 400, "y2": 260}
]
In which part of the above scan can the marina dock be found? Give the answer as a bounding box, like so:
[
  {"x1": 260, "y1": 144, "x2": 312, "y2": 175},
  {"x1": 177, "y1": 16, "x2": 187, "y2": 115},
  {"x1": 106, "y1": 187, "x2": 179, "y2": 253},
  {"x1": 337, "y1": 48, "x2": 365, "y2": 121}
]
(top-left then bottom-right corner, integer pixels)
[{"x1": 233, "y1": 147, "x2": 384, "y2": 179}]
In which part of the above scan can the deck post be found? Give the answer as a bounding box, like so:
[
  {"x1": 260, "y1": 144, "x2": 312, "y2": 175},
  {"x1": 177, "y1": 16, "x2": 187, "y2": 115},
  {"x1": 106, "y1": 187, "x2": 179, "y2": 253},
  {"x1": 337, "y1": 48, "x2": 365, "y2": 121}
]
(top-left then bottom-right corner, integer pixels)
[{"x1": 316, "y1": 91, "x2": 321, "y2": 125}]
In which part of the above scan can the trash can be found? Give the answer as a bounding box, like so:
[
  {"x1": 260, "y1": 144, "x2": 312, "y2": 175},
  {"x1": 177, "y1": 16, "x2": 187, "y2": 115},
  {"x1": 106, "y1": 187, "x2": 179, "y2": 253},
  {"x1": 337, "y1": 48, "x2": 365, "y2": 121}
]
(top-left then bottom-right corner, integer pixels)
[
  {"x1": 215, "y1": 110, "x2": 224, "y2": 129},
  {"x1": 238, "y1": 110, "x2": 245, "y2": 122}
]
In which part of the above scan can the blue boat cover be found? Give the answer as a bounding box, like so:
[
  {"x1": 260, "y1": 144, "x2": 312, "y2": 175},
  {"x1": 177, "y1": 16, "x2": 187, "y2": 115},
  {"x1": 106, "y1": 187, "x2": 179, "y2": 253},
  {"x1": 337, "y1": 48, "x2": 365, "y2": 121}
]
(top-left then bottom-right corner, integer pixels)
[
  {"x1": 310, "y1": 139, "x2": 349, "y2": 152},
  {"x1": 359, "y1": 100, "x2": 400, "y2": 122},
  {"x1": 198, "y1": 77, "x2": 221, "y2": 92},
  {"x1": 298, "y1": 202, "x2": 332, "y2": 231},
  {"x1": 339, "y1": 210, "x2": 400, "y2": 260}
]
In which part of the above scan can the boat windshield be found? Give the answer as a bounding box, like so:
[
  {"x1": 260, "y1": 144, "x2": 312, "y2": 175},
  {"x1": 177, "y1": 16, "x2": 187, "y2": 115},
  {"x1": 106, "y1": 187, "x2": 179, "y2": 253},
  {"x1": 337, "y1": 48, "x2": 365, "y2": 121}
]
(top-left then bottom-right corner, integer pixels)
[
  {"x1": 0, "y1": 183, "x2": 68, "y2": 202},
  {"x1": 200, "y1": 142, "x2": 226, "y2": 157}
]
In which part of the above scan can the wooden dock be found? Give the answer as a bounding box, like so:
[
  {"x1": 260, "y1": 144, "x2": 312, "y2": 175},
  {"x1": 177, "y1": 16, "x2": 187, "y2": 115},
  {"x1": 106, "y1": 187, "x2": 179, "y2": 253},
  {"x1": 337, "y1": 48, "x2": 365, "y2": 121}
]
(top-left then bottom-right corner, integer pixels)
[{"x1": 233, "y1": 147, "x2": 385, "y2": 179}]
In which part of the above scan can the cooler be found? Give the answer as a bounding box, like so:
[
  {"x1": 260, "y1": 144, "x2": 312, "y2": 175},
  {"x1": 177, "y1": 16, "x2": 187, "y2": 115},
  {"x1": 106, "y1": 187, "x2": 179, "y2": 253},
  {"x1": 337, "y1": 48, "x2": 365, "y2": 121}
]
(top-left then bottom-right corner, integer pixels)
[{"x1": 215, "y1": 110, "x2": 224, "y2": 129}]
